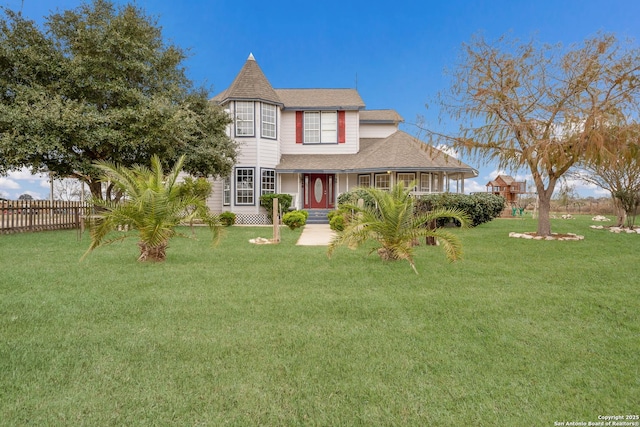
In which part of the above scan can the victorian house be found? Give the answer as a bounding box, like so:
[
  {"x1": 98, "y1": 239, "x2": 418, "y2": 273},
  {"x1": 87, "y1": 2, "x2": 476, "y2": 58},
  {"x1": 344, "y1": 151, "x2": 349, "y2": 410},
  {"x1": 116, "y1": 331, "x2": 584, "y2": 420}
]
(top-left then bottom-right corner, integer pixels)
[{"x1": 208, "y1": 54, "x2": 478, "y2": 224}]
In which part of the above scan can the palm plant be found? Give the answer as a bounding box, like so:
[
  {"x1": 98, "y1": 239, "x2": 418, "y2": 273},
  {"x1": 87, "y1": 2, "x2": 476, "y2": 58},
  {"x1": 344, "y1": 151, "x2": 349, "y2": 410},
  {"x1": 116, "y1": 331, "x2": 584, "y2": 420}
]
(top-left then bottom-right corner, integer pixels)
[
  {"x1": 328, "y1": 182, "x2": 470, "y2": 274},
  {"x1": 82, "y1": 155, "x2": 221, "y2": 262}
]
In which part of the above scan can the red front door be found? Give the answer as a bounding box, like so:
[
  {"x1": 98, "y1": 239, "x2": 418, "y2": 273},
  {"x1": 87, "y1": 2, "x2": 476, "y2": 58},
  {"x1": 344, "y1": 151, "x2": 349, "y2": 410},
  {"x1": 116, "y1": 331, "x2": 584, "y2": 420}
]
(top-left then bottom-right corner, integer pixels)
[{"x1": 305, "y1": 174, "x2": 335, "y2": 209}]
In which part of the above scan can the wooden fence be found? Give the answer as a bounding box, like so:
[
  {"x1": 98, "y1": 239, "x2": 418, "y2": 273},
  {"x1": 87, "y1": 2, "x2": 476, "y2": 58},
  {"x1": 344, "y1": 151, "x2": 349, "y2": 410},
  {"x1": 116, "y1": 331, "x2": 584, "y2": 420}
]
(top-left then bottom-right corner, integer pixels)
[{"x1": 0, "y1": 200, "x2": 91, "y2": 234}]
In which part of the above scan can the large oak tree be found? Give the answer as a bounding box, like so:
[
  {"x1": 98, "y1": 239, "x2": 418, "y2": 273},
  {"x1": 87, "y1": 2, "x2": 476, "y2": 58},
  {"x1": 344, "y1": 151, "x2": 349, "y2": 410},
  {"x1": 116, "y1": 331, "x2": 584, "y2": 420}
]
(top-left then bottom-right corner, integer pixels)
[
  {"x1": 0, "y1": 0, "x2": 237, "y2": 200},
  {"x1": 435, "y1": 33, "x2": 640, "y2": 236}
]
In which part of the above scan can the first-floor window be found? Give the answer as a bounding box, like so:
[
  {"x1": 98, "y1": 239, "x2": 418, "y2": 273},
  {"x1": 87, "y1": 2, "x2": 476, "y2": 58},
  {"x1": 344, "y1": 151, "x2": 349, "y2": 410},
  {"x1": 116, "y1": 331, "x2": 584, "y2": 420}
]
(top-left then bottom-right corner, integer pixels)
[
  {"x1": 261, "y1": 169, "x2": 276, "y2": 195},
  {"x1": 358, "y1": 174, "x2": 371, "y2": 187},
  {"x1": 397, "y1": 173, "x2": 416, "y2": 190},
  {"x1": 432, "y1": 174, "x2": 440, "y2": 192},
  {"x1": 236, "y1": 168, "x2": 254, "y2": 205},
  {"x1": 420, "y1": 173, "x2": 431, "y2": 192},
  {"x1": 223, "y1": 176, "x2": 231, "y2": 206},
  {"x1": 374, "y1": 173, "x2": 390, "y2": 190}
]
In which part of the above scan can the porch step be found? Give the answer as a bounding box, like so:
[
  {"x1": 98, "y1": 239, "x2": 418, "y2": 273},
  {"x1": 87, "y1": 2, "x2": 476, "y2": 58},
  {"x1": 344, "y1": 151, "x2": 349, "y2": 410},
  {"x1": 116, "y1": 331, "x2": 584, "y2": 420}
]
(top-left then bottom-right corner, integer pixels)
[{"x1": 305, "y1": 209, "x2": 332, "y2": 224}]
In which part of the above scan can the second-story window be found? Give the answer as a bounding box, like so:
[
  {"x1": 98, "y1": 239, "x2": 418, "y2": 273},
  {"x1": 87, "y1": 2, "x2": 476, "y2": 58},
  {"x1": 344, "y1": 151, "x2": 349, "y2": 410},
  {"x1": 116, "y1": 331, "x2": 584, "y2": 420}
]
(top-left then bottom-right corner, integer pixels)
[
  {"x1": 304, "y1": 111, "x2": 337, "y2": 143},
  {"x1": 261, "y1": 104, "x2": 276, "y2": 139},
  {"x1": 235, "y1": 101, "x2": 254, "y2": 136}
]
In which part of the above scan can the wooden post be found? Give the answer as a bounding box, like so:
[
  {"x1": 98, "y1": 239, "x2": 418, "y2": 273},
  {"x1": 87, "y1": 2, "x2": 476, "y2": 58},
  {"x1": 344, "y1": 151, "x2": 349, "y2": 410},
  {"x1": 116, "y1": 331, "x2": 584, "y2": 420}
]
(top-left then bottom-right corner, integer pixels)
[{"x1": 272, "y1": 197, "x2": 280, "y2": 243}]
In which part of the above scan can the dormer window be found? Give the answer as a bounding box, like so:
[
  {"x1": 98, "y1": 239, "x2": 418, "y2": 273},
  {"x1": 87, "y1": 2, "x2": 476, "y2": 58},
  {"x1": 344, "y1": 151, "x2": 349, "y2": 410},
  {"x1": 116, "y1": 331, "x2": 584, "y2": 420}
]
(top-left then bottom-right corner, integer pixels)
[
  {"x1": 261, "y1": 104, "x2": 276, "y2": 139},
  {"x1": 235, "y1": 101, "x2": 254, "y2": 136}
]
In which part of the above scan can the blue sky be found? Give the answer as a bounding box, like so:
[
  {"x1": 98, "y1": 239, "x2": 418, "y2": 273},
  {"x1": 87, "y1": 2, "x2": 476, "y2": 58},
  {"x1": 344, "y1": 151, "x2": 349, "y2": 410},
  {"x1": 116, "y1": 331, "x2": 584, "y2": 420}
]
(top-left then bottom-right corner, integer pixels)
[{"x1": 2, "y1": 0, "x2": 639, "y2": 199}]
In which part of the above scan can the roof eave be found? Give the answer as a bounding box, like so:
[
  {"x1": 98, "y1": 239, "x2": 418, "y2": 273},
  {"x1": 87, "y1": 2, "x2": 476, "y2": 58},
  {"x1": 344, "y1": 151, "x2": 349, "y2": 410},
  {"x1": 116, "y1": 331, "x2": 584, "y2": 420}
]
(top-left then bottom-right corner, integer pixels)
[
  {"x1": 282, "y1": 106, "x2": 365, "y2": 111},
  {"x1": 275, "y1": 167, "x2": 478, "y2": 177},
  {"x1": 214, "y1": 96, "x2": 284, "y2": 107}
]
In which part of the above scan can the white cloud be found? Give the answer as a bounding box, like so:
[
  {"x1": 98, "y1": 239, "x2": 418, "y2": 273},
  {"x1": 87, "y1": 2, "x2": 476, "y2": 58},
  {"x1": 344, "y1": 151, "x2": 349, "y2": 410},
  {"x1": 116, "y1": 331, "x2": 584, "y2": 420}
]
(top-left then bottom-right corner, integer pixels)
[
  {"x1": 463, "y1": 179, "x2": 487, "y2": 194},
  {"x1": 5, "y1": 167, "x2": 48, "y2": 181},
  {"x1": 0, "y1": 177, "x2": 21, "y2": 190},
  {"x1": 484, "y1": 168, "x2": 532, "y2": 183},
  {"x1": 0, "y1": 168, "x2": 51, "y2": 199}
]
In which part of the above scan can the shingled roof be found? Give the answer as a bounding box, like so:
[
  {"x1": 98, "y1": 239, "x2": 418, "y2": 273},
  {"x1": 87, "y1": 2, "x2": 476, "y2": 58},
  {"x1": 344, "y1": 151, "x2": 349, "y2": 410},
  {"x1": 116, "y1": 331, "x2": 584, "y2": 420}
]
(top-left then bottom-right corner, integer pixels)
[
  {"x1": 359, "y1": 109, "x2": 404, "y2": 123},
  {"x1": 212, "y1": 53, "x2": 282, "y2": 105},
  {"x1": 275, "y1": 89, "x2": 365, "y2": 110},
  {"x1": 276, "y1": 131, "x2": 477, "y2": 177}
]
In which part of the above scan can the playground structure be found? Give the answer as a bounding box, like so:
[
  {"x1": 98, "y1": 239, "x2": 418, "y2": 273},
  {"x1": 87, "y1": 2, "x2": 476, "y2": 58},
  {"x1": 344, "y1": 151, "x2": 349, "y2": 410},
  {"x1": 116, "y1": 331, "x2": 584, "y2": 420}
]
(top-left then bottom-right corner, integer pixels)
[{"x1": 486, "y1": 175, "x2": 538, "y2": 217}]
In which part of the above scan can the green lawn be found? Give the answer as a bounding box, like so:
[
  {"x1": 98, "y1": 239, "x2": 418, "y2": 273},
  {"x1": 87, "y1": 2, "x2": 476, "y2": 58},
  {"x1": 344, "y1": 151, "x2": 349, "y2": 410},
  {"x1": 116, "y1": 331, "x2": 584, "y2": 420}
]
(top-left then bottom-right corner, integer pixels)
[{"x1": 1, "y1": 217, "x2": 638, "y2": 426}]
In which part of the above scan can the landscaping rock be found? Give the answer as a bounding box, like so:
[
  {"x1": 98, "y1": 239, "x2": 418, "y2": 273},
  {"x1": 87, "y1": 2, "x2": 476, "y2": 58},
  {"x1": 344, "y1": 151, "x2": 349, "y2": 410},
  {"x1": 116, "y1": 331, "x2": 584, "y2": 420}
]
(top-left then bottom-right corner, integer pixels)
[
  {"x1": 249, "y1": 237, "x2": 274, "y2": 244},
  {"x1": 509, "y1": 232, "x2": 585, "y2": 241}
]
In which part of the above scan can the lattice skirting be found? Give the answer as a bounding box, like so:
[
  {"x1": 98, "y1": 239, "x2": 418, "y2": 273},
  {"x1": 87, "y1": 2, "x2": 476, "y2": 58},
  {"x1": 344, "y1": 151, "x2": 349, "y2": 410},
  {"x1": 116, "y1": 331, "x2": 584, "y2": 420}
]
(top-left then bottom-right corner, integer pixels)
[{"x1": 234, "y1": 213, "x2": 271, "y2": 225}]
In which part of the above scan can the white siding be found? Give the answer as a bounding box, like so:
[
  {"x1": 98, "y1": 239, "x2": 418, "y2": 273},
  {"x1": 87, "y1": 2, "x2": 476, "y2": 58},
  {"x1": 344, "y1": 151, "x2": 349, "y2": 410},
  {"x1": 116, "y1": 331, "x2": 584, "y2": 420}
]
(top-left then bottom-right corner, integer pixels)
[
  {"x1": 279, "y1": 174, "x2": 301, "y2": 210},
  {"x1": 359, "y1": 123, "x2": 398, "y2": 139},
  {"x1": 207, "y1": 177, "x2": 224, "y2": 213},
  {"x1": 280, "y1": 110, "x2": 359, "y2": 155}
]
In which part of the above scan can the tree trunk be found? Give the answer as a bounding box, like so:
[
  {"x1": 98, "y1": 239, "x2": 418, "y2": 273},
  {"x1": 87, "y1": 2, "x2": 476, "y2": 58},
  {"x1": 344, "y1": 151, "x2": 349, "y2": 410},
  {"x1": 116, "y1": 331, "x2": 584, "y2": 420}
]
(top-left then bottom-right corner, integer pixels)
[
  {"x1": 377, "y1": 247, "x2": 399, "y2": 261},
  {"x1": 616, "y1": 207, "x2": 626, "y2": 227},
  {"x1": 532, "y1": 174, "x2": 556, "y2": 237},
  {"x1": 425, "y1": 219, "x2": 437, "y2": 246},
  {"x1": 88, "y1": 180, "x2": 103, "y2": 200},
  {"x1": 137, "y1": 241, "x2": 168, "y2": 262},
  {"x1": 537, "y1": 194, "x2": 552, "y2": 236}
]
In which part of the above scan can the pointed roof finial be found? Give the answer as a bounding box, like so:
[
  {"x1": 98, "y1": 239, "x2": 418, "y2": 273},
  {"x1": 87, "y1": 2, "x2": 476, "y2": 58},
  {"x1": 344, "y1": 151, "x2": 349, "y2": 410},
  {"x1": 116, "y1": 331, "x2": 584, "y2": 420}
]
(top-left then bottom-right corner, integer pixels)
[{"x1": 212, "y1": 53, "x2": 281, "y2": 106}]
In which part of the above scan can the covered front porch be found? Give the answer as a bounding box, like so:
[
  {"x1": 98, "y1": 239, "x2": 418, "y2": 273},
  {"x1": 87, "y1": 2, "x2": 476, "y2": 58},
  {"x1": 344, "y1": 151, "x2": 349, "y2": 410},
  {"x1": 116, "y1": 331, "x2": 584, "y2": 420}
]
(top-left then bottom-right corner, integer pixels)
[
  {"x1": 275, "y1": 131, "x2": 478, "y2": 210},
  {"x1": 276, "y1": 170, "x2": 471, "y2": 211}
]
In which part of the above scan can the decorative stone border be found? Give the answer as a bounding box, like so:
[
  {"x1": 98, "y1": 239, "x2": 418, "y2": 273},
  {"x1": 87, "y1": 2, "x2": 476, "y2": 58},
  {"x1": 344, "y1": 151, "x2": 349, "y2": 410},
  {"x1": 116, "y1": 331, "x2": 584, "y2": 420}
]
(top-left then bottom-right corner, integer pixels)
[
  {"x1": 509, "y1": 232, "x2": 584, "y2": 241},
  {"x1": 590, "y1": 225, "x2": 640, "y2": 234}
]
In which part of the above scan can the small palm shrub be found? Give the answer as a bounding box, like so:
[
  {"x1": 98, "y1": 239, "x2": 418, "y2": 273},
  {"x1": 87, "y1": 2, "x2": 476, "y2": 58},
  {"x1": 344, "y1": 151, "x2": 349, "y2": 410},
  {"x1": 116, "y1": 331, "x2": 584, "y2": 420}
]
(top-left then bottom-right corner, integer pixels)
[
  {"x1": 329, "y1": 182, "x2": 470, "y2": 273},
  {"x1": 282, "y1": 210, "x2": 307, "y2": 230},
  {"x1": 83, "y1": 155, "x2": 221, "y2": 262}
]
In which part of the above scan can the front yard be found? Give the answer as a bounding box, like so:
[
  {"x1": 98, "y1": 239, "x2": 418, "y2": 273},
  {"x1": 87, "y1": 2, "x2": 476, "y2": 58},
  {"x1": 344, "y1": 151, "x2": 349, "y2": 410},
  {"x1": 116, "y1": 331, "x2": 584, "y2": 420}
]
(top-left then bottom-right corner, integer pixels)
[{"x1": 0, "y1": 216, "x2": 638, "y2": 425}]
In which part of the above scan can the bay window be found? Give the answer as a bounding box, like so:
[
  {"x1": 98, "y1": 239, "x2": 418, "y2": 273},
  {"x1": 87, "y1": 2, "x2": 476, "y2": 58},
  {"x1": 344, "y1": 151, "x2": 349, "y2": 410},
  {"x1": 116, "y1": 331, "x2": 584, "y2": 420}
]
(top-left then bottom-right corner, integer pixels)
[
  {"x1": 235, "y1": 101, "x2": 254, "y2": 136},
  {"x1": 261, "y1": 103, "x2": 276, "y2": 138},
  {"x1": 236, "y1": 168, "x2": 254, "y2": 205}
]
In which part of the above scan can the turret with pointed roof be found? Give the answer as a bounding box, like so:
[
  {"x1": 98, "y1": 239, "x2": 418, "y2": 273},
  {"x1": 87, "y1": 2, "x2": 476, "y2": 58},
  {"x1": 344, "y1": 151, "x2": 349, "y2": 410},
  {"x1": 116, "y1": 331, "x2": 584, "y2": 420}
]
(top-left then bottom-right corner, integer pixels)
[{"x1": 212, "y1": 53, "x2": 282, "y2": 106}]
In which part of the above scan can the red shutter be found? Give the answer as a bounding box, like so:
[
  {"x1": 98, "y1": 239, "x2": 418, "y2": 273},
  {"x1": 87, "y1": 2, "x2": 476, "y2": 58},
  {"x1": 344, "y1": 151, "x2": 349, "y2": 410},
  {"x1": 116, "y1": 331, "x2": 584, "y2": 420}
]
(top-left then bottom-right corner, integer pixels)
[
  {"x1": 338, "y1": 110, "x2": 346, "y2": 143},
  {"x1": 296, "y1": 111, "x2": 303, "y2": 143}
]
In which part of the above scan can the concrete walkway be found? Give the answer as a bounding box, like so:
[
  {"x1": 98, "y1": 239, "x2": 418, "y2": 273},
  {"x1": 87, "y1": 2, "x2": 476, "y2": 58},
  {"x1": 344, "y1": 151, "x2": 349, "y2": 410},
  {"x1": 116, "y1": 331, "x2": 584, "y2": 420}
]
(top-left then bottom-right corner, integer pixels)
[{"x1": 296, "y1": 224, "x2": 336, "y2": 246}]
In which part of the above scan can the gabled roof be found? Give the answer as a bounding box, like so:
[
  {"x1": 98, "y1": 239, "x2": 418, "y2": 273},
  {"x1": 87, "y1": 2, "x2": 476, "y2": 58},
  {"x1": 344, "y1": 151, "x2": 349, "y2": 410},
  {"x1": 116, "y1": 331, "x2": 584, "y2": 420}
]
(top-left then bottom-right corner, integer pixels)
[
  {"x1": 212, "y1": 53, "x2": 282, "y2": 106},
  {"x1": 275, "y1": 89, "x2": 365, "y2": 110},
  {"x1": 486, "y1": 175, "x2": 516, "y2": 186},
  {"x1": 276, "y1": 131, "x2": 478, "y2": 178},
  {"x1": 359, "y1": 109, "x2": 404, "y2": 124}
]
